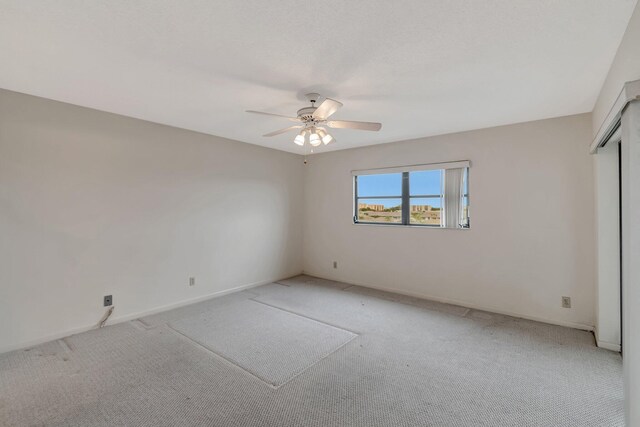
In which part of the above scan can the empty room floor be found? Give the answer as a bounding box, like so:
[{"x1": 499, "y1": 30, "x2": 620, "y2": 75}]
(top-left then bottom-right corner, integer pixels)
[{"x1": 0, "y1": 275, "x2": 623, "y2": 426}]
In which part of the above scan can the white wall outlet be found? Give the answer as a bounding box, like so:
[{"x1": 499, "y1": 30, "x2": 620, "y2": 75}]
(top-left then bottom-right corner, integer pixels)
[
  {"x1": 333, "y1": 261, "x2": 338, "y2": 269},
  {"x1": 189, "y1": 277, "x2": 196, "y2": 286},
  {"x1": 561, "y1": 296, "x2": 571, "y2": 308}
]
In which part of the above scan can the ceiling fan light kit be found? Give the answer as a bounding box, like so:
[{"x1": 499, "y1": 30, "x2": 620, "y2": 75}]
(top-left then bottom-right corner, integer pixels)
[
  {"x1": 316, "y1": 128, "x2": 333, "y2": 145},
  {"x1": 246, "y1": 93, "x2": 382, "y2": 148},
  {"x1": 309, "y1": 129, "x2": 321, "y2": 146},
  {"x1": 293, "y1": 130, "x2": 306, "y2": 146}
]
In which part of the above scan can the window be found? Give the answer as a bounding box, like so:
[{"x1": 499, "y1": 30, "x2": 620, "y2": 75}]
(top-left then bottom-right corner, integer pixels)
[
  {"x1": 353, "y1": 161, "x2": 470, "y2": 228},
  {"x1": 355, "y1": 173, "x2": 403, "y2": 224},
  {"x1": 409, "y1": 170, "x2": 442, "y2": 225}
]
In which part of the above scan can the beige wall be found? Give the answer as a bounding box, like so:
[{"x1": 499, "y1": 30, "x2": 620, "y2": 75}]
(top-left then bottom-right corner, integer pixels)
[
  {"x1": 0, "y1": 89, "x2": 304, "y2": 352},
  {"x1": 0, "y1": 88, "x2": 602, "y2": 352},
  {"x1": 303, "y1": 113, "x2": 596, "y2": 329}
]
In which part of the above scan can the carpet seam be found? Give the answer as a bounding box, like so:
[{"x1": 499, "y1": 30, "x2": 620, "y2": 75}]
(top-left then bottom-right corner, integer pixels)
[
  {"x1": 136, "y1": 317, "x2": 154, "y2": 329},
  {"x1": 167, "y1": 321, "x2": 359, "y2": 390},
  {"x1": 342, "y1": 285, "x2": 469, "y2": 317},
  {"x1": 166, "y1": 324, "x2": 280, "y2": 389},
  {"x1": 58, "y1": 338, "x2": 73, "y2": 353},
  {"x1": 272, "y1": 281, "x2": 291, "y2": 287},
  {"x1": 273, "y1": 332, "x2": 359, "y2": 389},
  {"x1": 248, "y1": 298, "x2": 361, "y2": 335},
  {"x1": 129, "y1": 320, "x2": 149, "y2": 331}
]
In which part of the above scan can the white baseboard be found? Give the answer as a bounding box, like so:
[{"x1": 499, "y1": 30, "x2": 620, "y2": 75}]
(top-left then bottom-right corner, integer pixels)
[
  {"x1": 596, "y1": 340, "x2": 621, "y2": 352},
  {"x1": 303, "y1": 271, "x2": 595, "y2": 332},
  {"x1": 0, "y1": 274, "x2": 301, "y2": 355},
  {"x1": 593, "y1": 329, "x2": 622, "y2": 352},
  {"x1": 3, "y1": 270, "x2": 598, "y2": 355}
]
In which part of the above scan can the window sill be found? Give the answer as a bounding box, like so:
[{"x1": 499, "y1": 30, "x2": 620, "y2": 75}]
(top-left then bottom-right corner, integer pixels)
[{"x1": 353, "y1": 222, "x2": 470, "y2": 230}]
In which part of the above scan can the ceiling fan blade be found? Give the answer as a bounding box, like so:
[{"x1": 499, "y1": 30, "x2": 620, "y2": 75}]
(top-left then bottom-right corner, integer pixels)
[
  {"x1": 263, "y1": 125, "x2": 303, "y2": 137},
  {"x1": 326, "y1": 120, "x2": 382, "y2": 131},
  {"x1": 312, "y1": 98, "x2": 343, "y2": 120},
  {"x1": 246, "y1": 110, "x2": 301, "y2": 122}
]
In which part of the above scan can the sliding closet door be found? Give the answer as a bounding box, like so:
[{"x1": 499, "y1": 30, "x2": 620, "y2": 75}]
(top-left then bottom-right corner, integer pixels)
[
  {"x1": 595, "y1": 141, "x2": 622, "y2": 352},
  {"x1": 620, "y1": 100, "x2": 640, "y2": 427}
]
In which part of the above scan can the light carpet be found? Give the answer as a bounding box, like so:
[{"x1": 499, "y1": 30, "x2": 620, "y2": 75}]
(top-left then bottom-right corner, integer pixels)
[
  {"x1": 0, "y1": 275, "x2": 623, "y2": 426},
  {"x1": 168, "y1": 298, "x2": 357, "y2": 387}
]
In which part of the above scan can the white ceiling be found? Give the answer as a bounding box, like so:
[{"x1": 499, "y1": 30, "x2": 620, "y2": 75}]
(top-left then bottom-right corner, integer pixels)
[{"x1": 0, "y1": 1, "x2": 637, "y2": 154}]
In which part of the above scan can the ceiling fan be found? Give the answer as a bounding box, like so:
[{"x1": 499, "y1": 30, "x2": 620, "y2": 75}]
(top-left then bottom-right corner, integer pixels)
[{"x1": 246, "y1": 93, "x2": 382, "y2": 147}]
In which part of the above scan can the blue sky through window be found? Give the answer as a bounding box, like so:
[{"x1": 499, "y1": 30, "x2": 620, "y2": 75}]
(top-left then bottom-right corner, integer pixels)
[
  {"x1": 357, "y1": 171, "x2": 442, "y2": 208},
  {"x1": 357, "y1": 173, "x2": 401, "y2": 197},
  {"x1": 410, "y1": 170, "x2": 441, "y2": 195}
]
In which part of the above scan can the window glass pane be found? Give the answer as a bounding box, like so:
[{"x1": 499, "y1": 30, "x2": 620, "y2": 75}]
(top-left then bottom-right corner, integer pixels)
[
  {"x1": 409, "y1": 170, "x2": 441, "y2": 196},
  {"x1": 357, "y1": 173, "x2": 402, "y2": 197},
  {"x1": 409, "y1": 197, "x2": 441, "y2": 225},
  {"x1": 357, "y1": 198, "x2": 402, "y2": 223}
]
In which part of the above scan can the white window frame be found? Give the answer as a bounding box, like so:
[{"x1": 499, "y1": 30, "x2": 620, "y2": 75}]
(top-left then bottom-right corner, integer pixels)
[{"x1": 352, "y1": 160, "x2": 470, "y2": 228}]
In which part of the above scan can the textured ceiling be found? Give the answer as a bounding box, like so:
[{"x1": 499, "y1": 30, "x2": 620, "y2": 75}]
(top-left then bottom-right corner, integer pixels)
[{"x1": 0, "y1": 0, "x2": 637, "y2": 154}]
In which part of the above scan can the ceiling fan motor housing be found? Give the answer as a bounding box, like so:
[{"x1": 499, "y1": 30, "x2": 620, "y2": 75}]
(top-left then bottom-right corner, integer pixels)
[
  {"x1": 298, "y1": 93, "x2": 322, "y2": 121},
  {"x1": 297, "y1": 106, "x2": 317, "y2": 122}
]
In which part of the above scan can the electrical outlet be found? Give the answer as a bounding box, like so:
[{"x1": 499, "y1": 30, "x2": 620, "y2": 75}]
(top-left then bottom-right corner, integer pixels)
[
  {"x1": 333, "y1": 261, "x2": 338, "y2": 269},
  {"x1": 104, "y1": 295, "x2": 113, "y2": 307},
  {"x1": 561, "y1": 296, "x2": 571, "y2": 308},
  {"x1": 189, "y1": 277, "x2": 196, "y2": 286}
]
